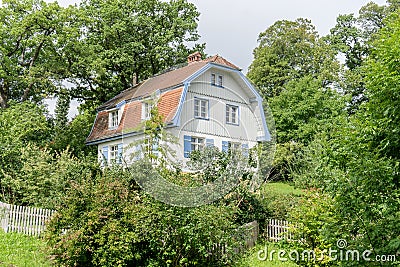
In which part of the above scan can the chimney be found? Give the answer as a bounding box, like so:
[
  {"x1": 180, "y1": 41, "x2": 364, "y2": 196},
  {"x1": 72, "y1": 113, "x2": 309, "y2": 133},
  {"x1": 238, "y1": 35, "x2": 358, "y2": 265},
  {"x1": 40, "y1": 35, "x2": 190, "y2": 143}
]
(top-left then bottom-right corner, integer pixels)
[{"x1": 187, "y1": 51, "x2": 202, "y2": 64}]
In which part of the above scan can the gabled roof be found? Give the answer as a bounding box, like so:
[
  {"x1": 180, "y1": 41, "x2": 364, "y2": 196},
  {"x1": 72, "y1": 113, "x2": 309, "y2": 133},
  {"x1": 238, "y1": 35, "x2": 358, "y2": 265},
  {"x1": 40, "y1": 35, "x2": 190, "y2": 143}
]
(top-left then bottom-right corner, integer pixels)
[
  {"x1": 97, "y1": 55, "x2": 240, "y2": 111},
  {"x1": 86, "y1": 54, "x2": 250, "y2": 144}
]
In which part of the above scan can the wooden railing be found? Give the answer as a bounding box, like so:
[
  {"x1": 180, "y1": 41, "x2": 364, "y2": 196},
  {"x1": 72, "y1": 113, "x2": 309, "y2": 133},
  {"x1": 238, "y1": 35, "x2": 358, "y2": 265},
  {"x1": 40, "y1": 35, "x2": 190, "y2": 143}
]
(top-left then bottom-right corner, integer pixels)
[{"x1": 0, "y1": 201, "x2": 55, "y2": 237}]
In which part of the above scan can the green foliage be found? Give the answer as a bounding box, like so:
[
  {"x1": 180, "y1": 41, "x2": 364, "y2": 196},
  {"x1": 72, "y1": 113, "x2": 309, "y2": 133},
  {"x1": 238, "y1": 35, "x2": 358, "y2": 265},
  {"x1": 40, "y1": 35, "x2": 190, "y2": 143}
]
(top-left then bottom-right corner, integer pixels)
[
  {"x1": 248, "y1": 18, "x2": 338, "y2": 98},
  {"x1": 0, "y1": 0, "x2": 81, "y2": 108},
  {"x1": 290, "y1": 111, "x2": 400, "y2": 266},
  {"x1": 0, "y1": 230, "x2": 52, "y2": 267},
  {"x1": 54, "y1": 94, "x2": 70, "y2": 131},
  {"x1": 1, "y1": 144, "x2": 98, "y2": 209},
  {"x1": 287, "y1": 191, "x2": 339, "y2": 267},
  {"x1": 0, "y1": 101, "x2": 98, "y2": 207},
  {"x1": 45, "y1": 163, "x2": 241, "y2": 266},
  {"x1": 326, "y1": 1, "x2": 399, "y2": 112},
  {"x1": 269, "y1": 76, "x2": 344, "y2": 145},
  {"x1": 0, "y1": 0, "x2": 203, "y2": 108},
  {"x1": 364, "y1": 11, "x2": 400, "y2": 158},
  {"x1": 256, "y1": 182, "x2": 302, "y2": 222},
  {"x1": 70, "y1": 0, "x2": 204, "y2": 105},
  {"x1": 0, "y1": 102, "x2": 51, "y2": 200},
  {"x1": 50, "y1": 108, "x2": 97, "y2": 156}
]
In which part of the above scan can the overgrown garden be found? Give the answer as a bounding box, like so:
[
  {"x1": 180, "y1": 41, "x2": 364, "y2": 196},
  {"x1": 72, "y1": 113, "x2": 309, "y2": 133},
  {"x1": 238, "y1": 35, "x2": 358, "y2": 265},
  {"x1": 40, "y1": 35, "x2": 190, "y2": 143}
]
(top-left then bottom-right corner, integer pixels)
[{"x1": 0, "y1": 0, "x2": 399, "y2": 266}]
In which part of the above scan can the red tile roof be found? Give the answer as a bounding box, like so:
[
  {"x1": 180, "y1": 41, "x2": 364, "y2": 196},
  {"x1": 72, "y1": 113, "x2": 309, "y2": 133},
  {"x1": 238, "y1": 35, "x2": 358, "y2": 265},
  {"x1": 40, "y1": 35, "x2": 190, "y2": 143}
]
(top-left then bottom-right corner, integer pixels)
[
  {"x1": 87, "y1": 54, "x2": 240, "y2": 143},
  {"x1": 86, "y1": 88, "x2": 183, "y2": 143},
  {"x1": 97, "y1": 55, "x2": 239, "y2": 110}
]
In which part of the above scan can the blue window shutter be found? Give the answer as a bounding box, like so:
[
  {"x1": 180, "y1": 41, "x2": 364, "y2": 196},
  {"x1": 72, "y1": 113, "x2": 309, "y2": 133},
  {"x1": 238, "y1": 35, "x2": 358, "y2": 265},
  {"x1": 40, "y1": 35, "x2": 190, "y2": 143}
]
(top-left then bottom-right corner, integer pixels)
[
  {"x1": 117, "y1": 143, "x2": 123, "y2": 164},
  {"x1": 184, "y1": 135, "x2": 191, "y2": 158},
  {"x1": 222, "y1": 141, "x2": 229, "y2": 152},
  {"x1": 242, "y1": 143, "x2": 249, "y2": 157},
  {"x1": 206, "y1": 138, "x2": 214, "y2": 147},
  {"x1": 102, "y1": 146, "x2": 108, "y2": 165}
]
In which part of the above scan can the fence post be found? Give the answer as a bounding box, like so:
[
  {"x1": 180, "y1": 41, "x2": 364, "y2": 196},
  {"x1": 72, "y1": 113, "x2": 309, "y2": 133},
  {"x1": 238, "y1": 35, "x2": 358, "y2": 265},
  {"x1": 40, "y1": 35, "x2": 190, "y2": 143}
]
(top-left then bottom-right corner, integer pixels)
[{"x1": 0, "y1": 201, "x2": 10, "y2": 233}]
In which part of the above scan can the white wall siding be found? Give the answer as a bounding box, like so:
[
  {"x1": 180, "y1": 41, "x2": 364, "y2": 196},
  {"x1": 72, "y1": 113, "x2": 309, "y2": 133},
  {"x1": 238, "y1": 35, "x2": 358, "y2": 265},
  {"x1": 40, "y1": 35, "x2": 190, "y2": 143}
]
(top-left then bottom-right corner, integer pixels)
[{"x1": 179, "y1": 68, "x2": 263, "y2": 142}]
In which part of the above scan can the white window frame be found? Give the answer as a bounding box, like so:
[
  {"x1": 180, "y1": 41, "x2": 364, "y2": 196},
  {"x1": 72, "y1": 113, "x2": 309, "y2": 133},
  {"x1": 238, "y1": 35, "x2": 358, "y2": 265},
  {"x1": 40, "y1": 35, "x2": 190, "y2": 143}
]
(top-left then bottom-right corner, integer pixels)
[
  {"x1": 142, "y1": 102, "x2": 153, "y2": 121},
  {"x1": 194, "y1": 98, "x2": 209, "y2": 119},
  {"x1": 226, "y1": 104, "x2": 239, "y2": 125},
  {"x1": 109, "y1": 110, "x2": 119, "y2": 129},
  {"x1": 191, "y1": 137, "x2": 205, "y2": 151},
  {"x1": 217, "y1": 74, "x2": 223, "y2": 87},
  {"x1": 211, "y1": 73, "x2": 216, "y2": 85},
  {"x1": 109, "y1": 145, "x2": 119, "y2": 162},
  {"x1": 211, "y1": 73, "x2": 223, "y2": 87}
]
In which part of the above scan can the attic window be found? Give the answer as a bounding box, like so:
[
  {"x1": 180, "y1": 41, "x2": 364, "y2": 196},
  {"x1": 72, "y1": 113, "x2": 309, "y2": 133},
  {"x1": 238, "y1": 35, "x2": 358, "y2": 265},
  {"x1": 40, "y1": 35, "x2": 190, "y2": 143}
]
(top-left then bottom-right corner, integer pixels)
[
  {"x1": 211, "y1": 73, "x2": 223, "y2": 87},
  {"x1": 142, "y1": 102, "x2": 153, "y2": 120},
  {"x1": 109, "y1": 110, "x2": 119, "y2": 129}
]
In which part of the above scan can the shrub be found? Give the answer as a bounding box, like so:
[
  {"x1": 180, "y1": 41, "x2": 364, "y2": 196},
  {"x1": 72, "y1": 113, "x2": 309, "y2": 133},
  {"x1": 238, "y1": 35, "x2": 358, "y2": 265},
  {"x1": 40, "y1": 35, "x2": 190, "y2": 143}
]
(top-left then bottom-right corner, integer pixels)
[{"x1": 45, "y1": 161, "x2": 242, "y2": 266}]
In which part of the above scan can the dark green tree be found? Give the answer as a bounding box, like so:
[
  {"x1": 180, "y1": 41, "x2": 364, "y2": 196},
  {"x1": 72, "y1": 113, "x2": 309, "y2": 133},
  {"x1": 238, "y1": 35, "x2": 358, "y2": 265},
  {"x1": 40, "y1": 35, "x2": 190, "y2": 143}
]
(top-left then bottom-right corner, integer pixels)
[
  {"x1": 248, "y1": 18, "x2": 338, "y2": 98},
  {"x1": 327, "y1": 1, "x2": 400, "y2": 112},
  {"x1": 54, "y1": 94, "x2": 70, "y2": 131},
  {"x1": 0, "y1": 0, "x2": 81, "y2": 108},
  {"x1": 290, "y1": 11, "x2": 400, "y2": 265},
  {"x1": 68, "y1": 0, "x2": 204, "y2": 105}
]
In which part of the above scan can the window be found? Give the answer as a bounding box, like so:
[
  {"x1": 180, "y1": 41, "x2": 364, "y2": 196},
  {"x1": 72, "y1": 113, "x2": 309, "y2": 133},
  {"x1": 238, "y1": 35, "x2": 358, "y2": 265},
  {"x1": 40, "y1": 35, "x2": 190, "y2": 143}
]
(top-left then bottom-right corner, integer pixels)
[
  {"x1": 194, "y1": 98, "x2": 209, "y2": 119},
  {"x1": 142, "y1": 102, "x2": 153, "y2": 120},
  {"x1": 109, "y1": 110, "x2": 119, "y2": 128},
  {"x1": 217, "y1": 75, "x2": 223, "y2": 87},
  {"x1": 221, "y1": 141, "x2": 242, "y2": 153},
  {"x1": 109, "y1": 145, "x2": 119, "y2": 162},
  {"x1": 184, "y1": 135, "x2": 210, "y2": 158},
  {"x1": 102, "y1": 143, "x2": 123, "y2": 165},
  {"x1": 226, "y1": 104, "x2": 239, "y2": 125},
  {"x1": 211, "y1": 73, "x2": 216, "y2": 85},
  {"x1": 211, "y1": 73, "x2": 223, "y2": 87},
  {"x1": 229, "y1": 142, "x2": 241, "y2": 150},
  {"x1": 143, "y1": 138, "x2": 159, "y2": 157},
  {"x1": 191, "y1": 137, "x2": 204, "y2": 151}
]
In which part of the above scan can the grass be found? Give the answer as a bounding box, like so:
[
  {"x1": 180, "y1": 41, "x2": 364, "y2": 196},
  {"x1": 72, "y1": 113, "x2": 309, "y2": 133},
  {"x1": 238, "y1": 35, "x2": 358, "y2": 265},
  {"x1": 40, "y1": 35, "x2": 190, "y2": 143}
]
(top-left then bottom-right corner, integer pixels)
[
  {"x1": 261, "y1": 182, "x2": 303, "y2": 196},
  {"x1": 0, "y1": 230, "x2": 52, "y2": 267},
  {"x1": 236, "y1": 242, "x2": 297, "y2": 267}
]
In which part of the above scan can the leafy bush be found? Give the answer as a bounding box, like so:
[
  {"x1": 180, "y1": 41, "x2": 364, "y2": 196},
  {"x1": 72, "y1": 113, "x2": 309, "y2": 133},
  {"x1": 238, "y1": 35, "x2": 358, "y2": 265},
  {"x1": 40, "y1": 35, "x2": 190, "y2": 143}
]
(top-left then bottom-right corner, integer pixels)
[
  {"x1": 1, "y1": 144, "x2": 98, "y2": 209},
  {"x1": 45, "y1": 161, "x2": 244, "y2": 266},
  {"x1": 256, "y1": 182, "x2": 302, "y2": 227}
]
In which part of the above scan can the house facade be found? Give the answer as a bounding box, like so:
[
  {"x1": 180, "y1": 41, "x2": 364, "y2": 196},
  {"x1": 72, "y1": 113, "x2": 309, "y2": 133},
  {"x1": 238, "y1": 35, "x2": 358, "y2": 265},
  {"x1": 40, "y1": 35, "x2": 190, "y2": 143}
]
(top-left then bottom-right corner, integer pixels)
[{"x1": 86, "y1": 52, "x2": 270, "y2": 166}]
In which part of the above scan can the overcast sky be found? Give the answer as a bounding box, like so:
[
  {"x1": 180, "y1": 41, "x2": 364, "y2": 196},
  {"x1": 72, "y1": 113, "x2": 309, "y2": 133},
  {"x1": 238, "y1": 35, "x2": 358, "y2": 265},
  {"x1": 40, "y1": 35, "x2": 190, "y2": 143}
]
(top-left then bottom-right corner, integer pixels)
[
  {"x1": 58, "y1": 0, "x2": 387, "y2": 73},
  {"x1": 188, "y1": 0, "x2": 387, "y2": 73},
  {"x1": 54, "y1": 0, "x2": 387, "y2": 117}
]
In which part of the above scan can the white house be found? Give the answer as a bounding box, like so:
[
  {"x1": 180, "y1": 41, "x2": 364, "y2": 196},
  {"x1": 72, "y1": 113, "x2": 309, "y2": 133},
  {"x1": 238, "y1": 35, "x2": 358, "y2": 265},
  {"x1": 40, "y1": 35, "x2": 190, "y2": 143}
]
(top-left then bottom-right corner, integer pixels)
[{"x1": 86, "y1": 52, "x2": 271, "y2": 166}]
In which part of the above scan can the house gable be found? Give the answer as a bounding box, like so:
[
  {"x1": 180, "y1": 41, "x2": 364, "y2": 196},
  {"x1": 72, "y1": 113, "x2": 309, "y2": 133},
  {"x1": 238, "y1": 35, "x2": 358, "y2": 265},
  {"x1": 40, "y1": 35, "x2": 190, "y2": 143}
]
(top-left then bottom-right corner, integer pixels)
[{"x1": 86, "y1": 54, "x2": 270, "y2": 145}]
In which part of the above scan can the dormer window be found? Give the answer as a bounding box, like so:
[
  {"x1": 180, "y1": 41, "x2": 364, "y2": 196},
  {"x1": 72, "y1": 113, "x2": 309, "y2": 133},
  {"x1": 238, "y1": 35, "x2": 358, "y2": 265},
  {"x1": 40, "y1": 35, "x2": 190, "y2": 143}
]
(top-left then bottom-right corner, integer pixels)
[
  {"x1": 142, "y1": 102, "x2": 153, "y2": 120},
  {"x1": 211, "y1": 73, "x2": 223, "y2": 87},
  {"x1": 109, "y1": 110, "x2": 119, "y2": 129}
]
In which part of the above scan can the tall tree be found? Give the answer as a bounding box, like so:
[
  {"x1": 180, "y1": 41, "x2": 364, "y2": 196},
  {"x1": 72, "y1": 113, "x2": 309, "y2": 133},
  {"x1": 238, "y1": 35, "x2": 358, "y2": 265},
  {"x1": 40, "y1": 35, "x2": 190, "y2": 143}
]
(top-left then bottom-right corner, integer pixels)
[
  {"x1": 327, "y1": 1, "x2": 400, "y2": 112},
  {"x1": 364, "y1": 11, "x2": 400, "y2": 159},
  {"x1": 247, "y1": 18, "x2": 338, "y2": 98},
  {"x1": 0, "y1": 0, "x2": 80, "y2": 108},
  {"x1": 68, "y1": 0, "x2": 204, "y2": 105}
]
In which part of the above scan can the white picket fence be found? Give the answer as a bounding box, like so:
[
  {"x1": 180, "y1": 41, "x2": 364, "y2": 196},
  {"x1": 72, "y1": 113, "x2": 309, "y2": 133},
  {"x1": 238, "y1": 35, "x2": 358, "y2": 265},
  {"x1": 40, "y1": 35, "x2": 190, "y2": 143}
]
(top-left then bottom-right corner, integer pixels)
[
  {"x1": 0, "y1": 201, "x2": 55, "y2": 236},
  {"x1": 266, "y1": 218, "x2": 294, "y2": 242}
]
